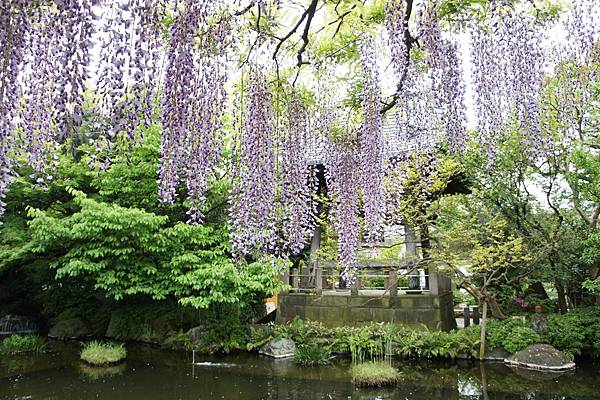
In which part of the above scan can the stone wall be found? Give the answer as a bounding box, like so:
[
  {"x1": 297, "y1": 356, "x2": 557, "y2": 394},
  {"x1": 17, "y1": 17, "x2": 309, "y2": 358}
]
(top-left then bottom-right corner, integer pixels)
[{"x1": 276, "y1": 292, "x2": 456, "y2": 331}]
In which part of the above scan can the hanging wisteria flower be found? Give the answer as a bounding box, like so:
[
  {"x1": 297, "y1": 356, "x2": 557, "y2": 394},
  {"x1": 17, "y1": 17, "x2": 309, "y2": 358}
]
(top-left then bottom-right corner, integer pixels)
[
  {"x1": 229, "y1": 68, "x2": 277, "y2": 259},
  {"x1": 158, "y1": 0, "x2": 230, "y2": 223},
  {"x1": 418, "y1": 3, "x2": 467, "y2": 153},
  {"x1": 326, "y1": 140, "x2": 361, "y2": 285},
  {"x1": 470, "y1": 8, "x2": 546, "y2": 163},
  {"x1": 359, "y1": 35, "x2": 385, "y2": 244},
  {"x1": 53, "y1": 0, "x2": 96, "y2": 142},
  {"x1": 277, "y1": 96, "x2": 317, "y2": 257},
  {"x1": 0, "y1": 0, "x2": 30, "y2": 218}
]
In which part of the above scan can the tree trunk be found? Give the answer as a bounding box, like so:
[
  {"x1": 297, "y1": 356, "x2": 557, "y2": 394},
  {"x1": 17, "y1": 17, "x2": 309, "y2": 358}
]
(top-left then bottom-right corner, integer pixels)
[
  {"x1": 555, "y1": 280, "x2": 568, "y2": 314},
  {"x1": 479, "y1": 300, "x2": 488, "y2": 360},
  {"x1": 488, "y1": 295, "x2": 507, "y2": 320}
]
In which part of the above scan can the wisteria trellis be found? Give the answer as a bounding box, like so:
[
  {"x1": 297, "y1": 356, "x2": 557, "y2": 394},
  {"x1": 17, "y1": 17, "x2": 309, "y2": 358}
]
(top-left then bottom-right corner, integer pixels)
[{"x1": 0, "y1": 0, "x2": 598, "y2": 280}]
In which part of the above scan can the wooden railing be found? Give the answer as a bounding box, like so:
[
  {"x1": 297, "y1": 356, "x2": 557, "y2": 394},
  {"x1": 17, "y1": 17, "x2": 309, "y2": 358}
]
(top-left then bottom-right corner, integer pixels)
[{"x1": 281, "y1": 260, "x2": 431, "y2": 295}]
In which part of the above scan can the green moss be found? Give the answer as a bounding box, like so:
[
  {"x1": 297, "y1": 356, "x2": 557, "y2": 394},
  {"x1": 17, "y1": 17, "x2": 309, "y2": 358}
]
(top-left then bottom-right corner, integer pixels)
[
  {"x1": 80, "y1": 341, "x2": 127, "y2": 366},
  {"x1": 351, "y1": 361, "x2": 399, "y2": 387},
  {"x1": 0, "y1": 335, "x2": 46, "y2": 355}
]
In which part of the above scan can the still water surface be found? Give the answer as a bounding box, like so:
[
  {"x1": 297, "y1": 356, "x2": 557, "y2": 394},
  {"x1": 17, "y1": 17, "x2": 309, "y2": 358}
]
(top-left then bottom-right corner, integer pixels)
[{"x1": 1, "y1": 342, "x2": 599, "y2": 400}]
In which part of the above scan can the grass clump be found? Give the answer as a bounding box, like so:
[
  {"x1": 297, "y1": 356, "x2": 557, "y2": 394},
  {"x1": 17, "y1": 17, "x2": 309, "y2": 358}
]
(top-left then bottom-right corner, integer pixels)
[
  {"x1": 293, "y1": 344, "x2": 332, "y2": 366},
  {"x1": 0, "y1": 335, "x2": 46, "y2": 355},
  {"x1": 351, "y1": 361, "x2": 398, "y2": 387},
  {"x1": 80, "y1": 341, "x2": 127, "y2": 366}
]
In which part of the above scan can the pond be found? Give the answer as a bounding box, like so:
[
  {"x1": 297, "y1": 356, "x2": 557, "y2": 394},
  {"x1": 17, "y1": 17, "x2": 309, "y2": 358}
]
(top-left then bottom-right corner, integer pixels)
[{"x1": 1, "y1": 342, "x2": 599, "y2": 400}]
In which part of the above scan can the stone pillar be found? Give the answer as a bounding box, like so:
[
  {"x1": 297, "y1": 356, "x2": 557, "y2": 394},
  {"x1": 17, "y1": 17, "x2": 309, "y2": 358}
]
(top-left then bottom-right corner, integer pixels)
[
  {"x1": 315, "y1": 266, "x2": 323, "y2": 295},
  {"x1": 281, "y1": 269, "x2": 290, "y2": 294},
  {"x1": 388, "y1": 270, "x2": 398, "y2": 297}
]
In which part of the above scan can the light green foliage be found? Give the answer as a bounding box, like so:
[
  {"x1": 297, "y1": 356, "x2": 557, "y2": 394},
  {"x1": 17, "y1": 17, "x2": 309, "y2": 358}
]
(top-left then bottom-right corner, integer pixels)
[
  {"x1": 351, "y1": 361, "x2": 398, "y2": 387},
  {"x1": 80, "y1": 341, "x2": 127, "y2": 366},
  {"x1": 28, "y1": 190, "x2": 286, "y2": 309},
  {"x1": 293, "y1": 344, "x2": 332, "y2": 366},
  {"x1": 0, "y1": 335, "x2": 46, "y2": 355},
  {"x1": 386, "y1": 152, "x2": 461, "y2": 228},
  {"x1": 582, "y1": 278, "x2": 600, "y2": 294}
]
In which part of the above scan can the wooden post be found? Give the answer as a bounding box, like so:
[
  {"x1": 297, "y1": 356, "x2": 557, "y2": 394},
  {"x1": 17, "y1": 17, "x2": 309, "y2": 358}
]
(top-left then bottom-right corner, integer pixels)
[
  {"x1": 463, "y1": 307, "x2": 471, "y2": 327},
  {"x1": 388, "y1": 270, "x2": 398, "y2": 297},
  {"x1": 316, "y1": 266, "x2": 323, "y2": 295},
  {"x1": 472, "y1": 306, "x2": 480, "y2": 325}
]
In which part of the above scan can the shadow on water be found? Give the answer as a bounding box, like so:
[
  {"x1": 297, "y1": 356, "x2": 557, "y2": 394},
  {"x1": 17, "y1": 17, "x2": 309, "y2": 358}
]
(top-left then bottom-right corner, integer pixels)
[{"x1": 1, "y1": 342, "x2": 599, "y2": 400}]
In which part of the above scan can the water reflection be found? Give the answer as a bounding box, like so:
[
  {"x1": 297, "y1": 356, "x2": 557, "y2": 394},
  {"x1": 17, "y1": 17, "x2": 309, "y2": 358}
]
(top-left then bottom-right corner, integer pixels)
[{"x1": 0, "y1": 342, "x2": 598, "y2": 400}]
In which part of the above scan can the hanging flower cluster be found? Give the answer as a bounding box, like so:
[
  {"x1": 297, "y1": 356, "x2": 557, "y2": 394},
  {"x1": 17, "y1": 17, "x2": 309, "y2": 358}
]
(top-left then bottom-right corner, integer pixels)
[
  {"x1": 419, "y1": 4, "x2": 467, "y2": 153},
  {"x1": 96, "y1": 0, "x2": 162, "y2": 140},
  {"x1": 230, "y1": 69, "x2": 278, "y2": 258},
  {"x1": 385, "y1": 0, "x2": 408, "y2": 81},
  {"x1": 158, "y1": 1, "x2": 231, "y2": 223},
  {"x1": 277, "y1": 96, "x2": 317, "y2": 257},
  {"x1": 325, "y1": 140, "x2": 361, "y2": 284},
  {"x1": 359, "y1": 36, "x2": 385, "y2": 244},
  {"x1": 0, "y1": 1, "x2": 30, "y2": 217},
  {"x1": 471, "y1": 10, "x2": 546, "y2": 162}
]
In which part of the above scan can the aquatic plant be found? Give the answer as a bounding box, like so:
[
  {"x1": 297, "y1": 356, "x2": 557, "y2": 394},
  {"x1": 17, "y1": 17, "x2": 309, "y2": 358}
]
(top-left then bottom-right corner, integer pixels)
[
  {"x1": 293, "y1": 344, "x2": 332, "y2": 366},
  {"x1": 80, "y1": 341, "x2": 127, "y2": 366},
  {"x1": 351, "y1": 361, "x2": 398, "y2": 388},
  {"x1": 0, "y1": 334, "x2": 46, "y2": 355}
]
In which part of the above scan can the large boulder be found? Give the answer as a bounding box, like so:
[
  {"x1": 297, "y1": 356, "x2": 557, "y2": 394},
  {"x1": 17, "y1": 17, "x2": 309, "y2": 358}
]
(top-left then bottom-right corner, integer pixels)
[
  {"x1": 49, "y1": 318, "x2": 92, "y2": 340},
  {"x1": 259, "y1": 338, "x2": 296, "y2": 358},
  {"x1": 504, "y1": 344, "x2": 575, "y2": 370}
]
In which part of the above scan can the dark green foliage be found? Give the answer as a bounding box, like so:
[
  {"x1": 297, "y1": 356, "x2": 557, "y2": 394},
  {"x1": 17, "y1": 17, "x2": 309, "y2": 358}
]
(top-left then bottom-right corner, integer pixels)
[
  {"x1": 0, "y1": 335, "x2": 46, "y2": 355},
  {"x1": 546, "y1": 307, "x2": 600, "y2": 358},
  {"x1": 104, "y1": 302, "x2": 198, "y2": 343},
  {"x1": 162, "y1": 331, "x2": 192, "y2": 351},
  {"x1": 293, "y1": 344, "x2": 332, "y2": 366},
  {"x1": 486, "y1": 319, "x2": 542, "y2": 353},
  {"x1": 262, "y1": 319, "x2": 480, "y2": 361}
]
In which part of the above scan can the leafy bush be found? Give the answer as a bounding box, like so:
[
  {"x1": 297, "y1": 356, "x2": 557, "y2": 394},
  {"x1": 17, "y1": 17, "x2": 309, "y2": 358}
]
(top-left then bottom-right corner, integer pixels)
[
  {"x1": 394, "y1": 326, "x2": 480, "y2": 359},
  {"x1": 351, "y1": 361, "x2": 398, "y2": 387},
  {"x1": 80, "y1": 341, "x2": 127, "y2": 366},
  {"x1": 273, "y1": 319, "x2": 480, "y2": 361},
  {"x1": 162, "y1": 331, "x2": 192, "y2": 351},
  {"x1": 486, "y1": 319, "x2": 542, "y2": 353},
  {"x1": 293, "y1": 344, "x2": 332, "y2": 366},
  {"x1": 546, "y1": 307, "x2": 600, "y2": 358},
  {"x1": 0, "y1": 335, "x2": 46, "y2": 355}
]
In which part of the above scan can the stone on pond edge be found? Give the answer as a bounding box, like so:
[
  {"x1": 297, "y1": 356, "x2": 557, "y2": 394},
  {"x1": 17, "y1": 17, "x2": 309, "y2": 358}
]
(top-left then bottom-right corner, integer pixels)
[
  {"x1": 259, "y1": 338, "x2": 296, "y2": 358},
  {"x1": 504, "y1": 344, "x2": 575, "y2": 371}
]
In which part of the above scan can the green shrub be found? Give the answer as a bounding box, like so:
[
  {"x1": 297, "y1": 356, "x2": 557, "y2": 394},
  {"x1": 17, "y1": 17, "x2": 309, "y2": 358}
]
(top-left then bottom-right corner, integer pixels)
[
  {"x1": 162, "y1": 331, "x2": 192, "y2": 351},
  {"x1": 0, "y1": 335, "x2": 46, "y2": 355},
  {"x1": 293, "y1": 344, "x2": 332, "y2": 366},
  {"x1": 351, "y1": 361, "x2": 398, "y2": 387},
  {"x1": 547, "y1": 307, "x2": 600, "y2": 358},
  {"x1": 80, "y1": 341, "x2": 127, "y2": 366},
  {"x1": 486, "y1": 319, "x2": 542, "y2": 353}
]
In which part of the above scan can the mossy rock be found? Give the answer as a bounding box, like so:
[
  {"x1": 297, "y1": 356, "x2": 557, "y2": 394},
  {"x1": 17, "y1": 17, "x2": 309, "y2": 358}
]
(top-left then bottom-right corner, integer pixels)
[
  {"x1": 48, "y1": 318, "x2": 92, "y2": 340},
  {"x1": 505, "y1": 344, "x2": 575, "y2": 370}
]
